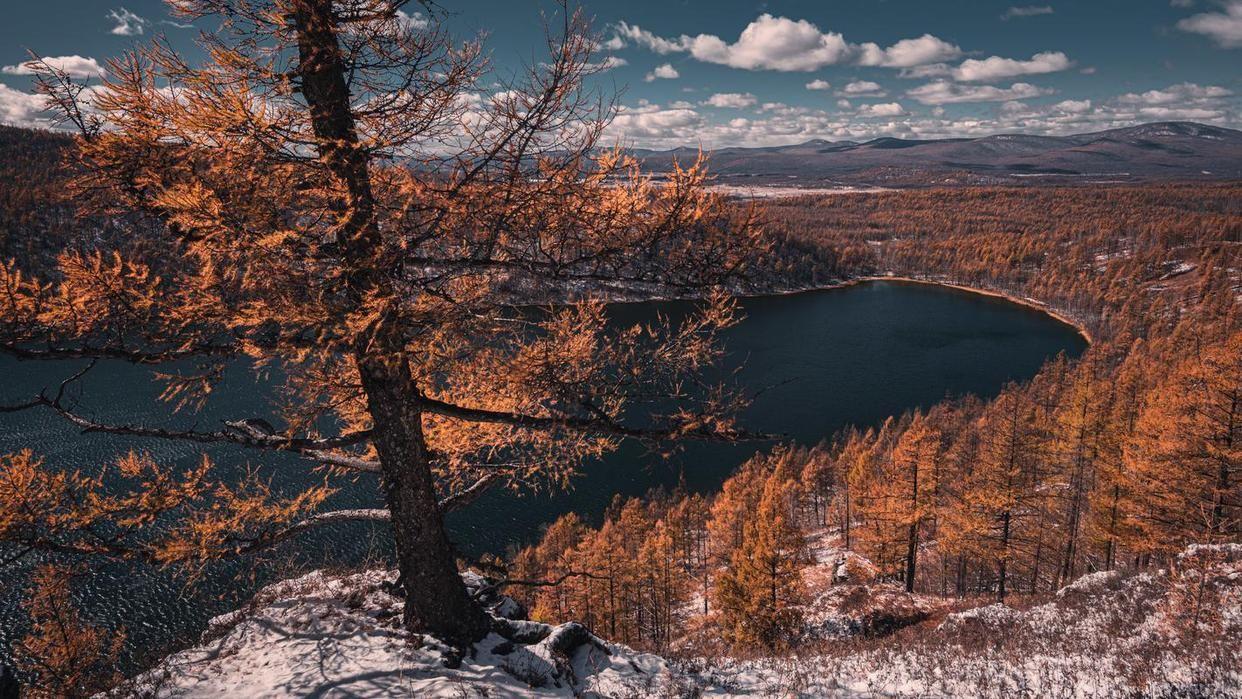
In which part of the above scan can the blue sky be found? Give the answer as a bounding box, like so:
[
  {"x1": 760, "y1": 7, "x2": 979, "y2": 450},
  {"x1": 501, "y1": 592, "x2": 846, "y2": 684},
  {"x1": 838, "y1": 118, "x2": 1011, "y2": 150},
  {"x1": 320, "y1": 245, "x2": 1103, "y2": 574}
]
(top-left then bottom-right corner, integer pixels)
[{"x1": 1, "y1": 1, "x2": 1239, "y2": 147}]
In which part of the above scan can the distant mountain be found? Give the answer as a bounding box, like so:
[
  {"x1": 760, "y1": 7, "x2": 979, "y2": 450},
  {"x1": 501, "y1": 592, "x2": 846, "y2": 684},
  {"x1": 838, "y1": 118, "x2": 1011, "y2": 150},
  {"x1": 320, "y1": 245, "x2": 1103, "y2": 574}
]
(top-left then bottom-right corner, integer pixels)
[{"x1": 631, "y1": 122, "x2": 1242, "y2": 186}]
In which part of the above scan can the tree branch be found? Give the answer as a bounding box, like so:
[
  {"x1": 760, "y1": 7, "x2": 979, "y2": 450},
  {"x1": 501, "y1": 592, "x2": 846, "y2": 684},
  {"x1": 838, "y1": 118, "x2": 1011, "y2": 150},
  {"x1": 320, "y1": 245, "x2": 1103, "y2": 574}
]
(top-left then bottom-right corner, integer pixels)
[
  {"x1": 1, "y1": 393, "x2": 379, "y2": 473},
  {"x1": 233, "y1": 508, "x2": 390, "y2": 554},
  {"x1": 438, "y1": 473, "x2": 500, "y2": 513},
  {"x1": 417, "y1": 394, "x2": 774, "y2": 443}
]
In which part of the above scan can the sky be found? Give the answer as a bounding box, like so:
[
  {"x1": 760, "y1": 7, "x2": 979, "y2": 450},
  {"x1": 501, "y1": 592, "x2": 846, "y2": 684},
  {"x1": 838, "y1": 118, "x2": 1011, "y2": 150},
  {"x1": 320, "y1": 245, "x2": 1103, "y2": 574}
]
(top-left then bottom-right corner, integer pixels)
[{"x1": 0, "y1": 1, "x2": 1239, "y2": 148}]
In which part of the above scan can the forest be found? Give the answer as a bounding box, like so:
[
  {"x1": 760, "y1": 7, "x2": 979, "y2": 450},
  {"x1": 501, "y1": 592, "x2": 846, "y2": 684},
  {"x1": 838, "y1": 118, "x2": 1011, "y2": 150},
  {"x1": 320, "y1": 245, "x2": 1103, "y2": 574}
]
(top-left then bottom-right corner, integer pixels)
[{"x1": 511, "y1": 184, "x2": 1241, "y2": 656}]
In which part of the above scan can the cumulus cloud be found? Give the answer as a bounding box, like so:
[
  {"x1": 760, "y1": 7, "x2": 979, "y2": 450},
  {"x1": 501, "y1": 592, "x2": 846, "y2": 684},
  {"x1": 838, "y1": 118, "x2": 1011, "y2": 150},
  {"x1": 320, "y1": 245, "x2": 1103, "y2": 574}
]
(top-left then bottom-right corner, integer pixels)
[
  {"x1": 395, "y1": 10, "x2": 429, "y2": 32},
  {"x1": 856, "y1": 102, "x2": 908, "y2": 117},
  {"x1": 108, "y1": 7, "x2": 148, "y2": 36},
  {"x1": 610, "y1": 16, "x2": 958, "y2": 72},
  {"x1": 806, "y1": 79, "x2": 832, "y2": 90},
  {"x1": 953, "y1": 51, "x2": 1072, "y2": 81},
  {"x1": 586, "y1": 56, "x2": 628, "y2": 72},
  {"x1": 679, "y1": 14, "x2": 853, "y2": 71},
  {"x1": 839, "y1": 80, "x2": 886, "y2": 96},
  {"x1": 704, "y1": 92, "x2": 758, "y2": 108},
  {"x1": 1116, "y1": 82, "x2": 1232, "y2": 105},
  {"x1": 1001, "y1": 5, "x2": 1055, "y2": 20},
  {"x1": 612, "y1": 21, "x2": 690, "y2": 54},
  {"x1": 1054, "y1": 99, "x2": 1092, "y2": 113},
  {"x1": 2, "y1": 55, "x2": 107, "y2": 79},
  {"x1": 644, "y1": 63, "x2": 679, "y2": 81},
  {"x1": 608, "y1": 103, "x2": 703, "y2": 141},
  {"x1": 857, "y1": 34, "x2": 963, "y2": 68},
  {"x1": 0, "y1": 83, "x2": 52, "y2": 128},
  {"x1": 1177, "y1": 0, "x2": 1242, "y2": 47},
  {"x1": 907, "y1": 80, "x2": 1053, "y2": 104}
]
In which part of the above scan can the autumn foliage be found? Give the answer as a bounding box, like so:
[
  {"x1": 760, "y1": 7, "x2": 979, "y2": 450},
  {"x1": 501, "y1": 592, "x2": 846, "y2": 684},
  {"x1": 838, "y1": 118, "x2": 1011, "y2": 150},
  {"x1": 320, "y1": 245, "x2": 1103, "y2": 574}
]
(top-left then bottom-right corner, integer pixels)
[{"x1": 514, "y1": 185, "x2": 1239, "y2": 652}]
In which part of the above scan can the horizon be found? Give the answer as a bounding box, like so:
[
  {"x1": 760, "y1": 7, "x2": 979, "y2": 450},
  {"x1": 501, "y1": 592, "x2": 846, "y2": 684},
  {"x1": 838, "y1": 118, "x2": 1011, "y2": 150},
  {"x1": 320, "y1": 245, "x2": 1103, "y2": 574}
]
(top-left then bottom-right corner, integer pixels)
[{"x1": 0, "y1": 1, "x2": 1238, "y2": 148}]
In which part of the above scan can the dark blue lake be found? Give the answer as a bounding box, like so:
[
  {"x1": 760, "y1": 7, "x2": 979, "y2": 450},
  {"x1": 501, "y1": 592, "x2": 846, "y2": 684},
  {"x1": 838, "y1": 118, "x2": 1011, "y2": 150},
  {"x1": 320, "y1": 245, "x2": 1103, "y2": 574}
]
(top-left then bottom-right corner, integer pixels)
[{"x1": 0, "y1": 280, "x2": 1086, "y2": 668}]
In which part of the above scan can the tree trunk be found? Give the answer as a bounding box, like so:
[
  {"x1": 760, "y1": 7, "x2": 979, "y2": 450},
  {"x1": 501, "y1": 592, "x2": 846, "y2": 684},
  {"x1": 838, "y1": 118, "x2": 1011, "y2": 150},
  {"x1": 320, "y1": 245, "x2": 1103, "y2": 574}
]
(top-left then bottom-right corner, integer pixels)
[
  {"x1": 291, "y1": 0, "x2": 488, "y2": 644},
  {"x1": 905, "y1": 458, "x2": 920, "y2": 593},
  {"x1": 998, "y1": 510, "x2": 1011, "y2": 602},
  {"x1": 358, "y1": 349, "x2": 491, "y2": 644}
]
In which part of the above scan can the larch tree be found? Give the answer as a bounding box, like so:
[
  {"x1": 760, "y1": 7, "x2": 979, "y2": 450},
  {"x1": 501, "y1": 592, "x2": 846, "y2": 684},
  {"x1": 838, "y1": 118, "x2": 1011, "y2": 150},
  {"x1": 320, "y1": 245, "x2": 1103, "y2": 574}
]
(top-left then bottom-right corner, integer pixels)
[
  {"x1": 1127, "y1": 331, "x2": 1241, "y2": 549},
  {"x1": 713, "y1": 473, "x2": 808, "y2": 651},
  {"x1": 952, "y1": 384, "x2": 1043, "y2": 600},
  {"x1": 0, "y1": 0, "x2": 762, "y2": 645}
]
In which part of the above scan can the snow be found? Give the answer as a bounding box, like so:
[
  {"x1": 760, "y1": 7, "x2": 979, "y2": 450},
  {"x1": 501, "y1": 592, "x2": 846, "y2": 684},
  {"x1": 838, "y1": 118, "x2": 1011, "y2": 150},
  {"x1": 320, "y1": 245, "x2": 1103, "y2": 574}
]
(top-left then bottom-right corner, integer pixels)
[
  {"x1": 130, "y1": 544, "x2": 1242, "y2": 698},
  {"x1": 129, "y1": 569, "x2": 685, "y2": 698}
]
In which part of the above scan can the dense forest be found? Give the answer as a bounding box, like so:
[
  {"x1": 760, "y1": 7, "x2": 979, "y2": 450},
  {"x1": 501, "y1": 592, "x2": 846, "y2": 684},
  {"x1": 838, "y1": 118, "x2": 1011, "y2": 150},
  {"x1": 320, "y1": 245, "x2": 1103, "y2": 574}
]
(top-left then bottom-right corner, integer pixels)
[{"x1": 510, "y1": 184, "x2": 1241, "y2": 656}]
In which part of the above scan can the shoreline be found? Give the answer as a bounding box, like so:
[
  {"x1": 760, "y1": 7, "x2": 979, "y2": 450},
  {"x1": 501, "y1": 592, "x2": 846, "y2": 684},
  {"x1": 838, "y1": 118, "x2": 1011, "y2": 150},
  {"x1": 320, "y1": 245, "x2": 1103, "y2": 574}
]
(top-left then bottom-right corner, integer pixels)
[
  {"x1": 601, "y1": 275, "x2": 1094, "y2": 344},
  {"x1": 853, "y1": 275, "x2": 1095, "y2": 344}
]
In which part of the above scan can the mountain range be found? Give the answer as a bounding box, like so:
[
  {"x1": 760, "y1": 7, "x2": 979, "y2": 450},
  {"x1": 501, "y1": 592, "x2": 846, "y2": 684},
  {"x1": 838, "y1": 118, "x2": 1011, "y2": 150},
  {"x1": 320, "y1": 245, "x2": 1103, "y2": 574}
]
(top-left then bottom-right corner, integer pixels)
[{"x1": 630, "y1": 121, "x2": 1242, "y2": 186}]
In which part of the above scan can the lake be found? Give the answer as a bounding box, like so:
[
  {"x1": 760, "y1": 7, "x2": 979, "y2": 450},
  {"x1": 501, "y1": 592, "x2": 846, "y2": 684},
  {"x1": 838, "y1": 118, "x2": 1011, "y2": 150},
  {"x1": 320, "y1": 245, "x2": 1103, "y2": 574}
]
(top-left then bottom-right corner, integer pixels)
[{"x1": 0, "y1": 280, "x2": 1086, "y2": 669}]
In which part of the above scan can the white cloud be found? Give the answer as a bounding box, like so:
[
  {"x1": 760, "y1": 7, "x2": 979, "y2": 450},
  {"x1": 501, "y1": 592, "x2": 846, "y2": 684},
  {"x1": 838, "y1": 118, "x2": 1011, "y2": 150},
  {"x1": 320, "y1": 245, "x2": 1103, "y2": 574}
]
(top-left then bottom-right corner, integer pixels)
[
  {"x1": 953, "y1": 51, "x2": 1072, "y2": 81},
  {"x1": 805, "y1": 79, "x2": 832, "y2": 90},
  {"x1": 679, "y1": 14, "x2": 853, "y2": 71},
  {"x1": 644, "y1": 63, "x2": 679, "y2": 81},
  {"x1": 1054, "y1": 99, "x2": 1092, "y2": 113},
  {"x1": 1001, "y1": 5, "x2": 1055, "y2": 20},
  {"x1": 395, "y1": 10, "x2": 429, "y2": 32},
  {"x1": 612, "y1": 21, "x2": 689, "y2": 54},
  {"x1": 108, "y1": 7, "x2": 148, "y2": 36},
  {"x1": 601, "y1": 36, "x2": 626, "y2": 51},
  {"x1": 611, "y1": 16, "x2": 957, "y2": 72},
  {"x1": 586, "y1": 56, "x2": 628, "y2": 72},
  {"x1": 704, "y1": 92, "x2": 758, "y2": 108},
  {"x1": 840, "y1": 80, "x2": 885, "y2": 96},
  {"x1": 607, "y1": 104, "x2": 703, "y2": 142},
  {"x1": 2, "y1": 55, "x2": 107, "y2": 79},
  {"x1": 0, "y1": 83, "x2": 52, "y2": 128},
  {"x1": 907, "y1": 80, "x2": 1053, "y2": 104},
  {"x1": 856, "y1": 102, "x2": 908, "y2": 117},
  {"x1": 1116, "y1": 82, "x2": 1232, "y2": 105},
  {"x1": 857, "y1": 34, "x2": 963, "y2": 68},
  {"x1": 1177, "y1": 0, "x2": 1242, "y2": 47}
]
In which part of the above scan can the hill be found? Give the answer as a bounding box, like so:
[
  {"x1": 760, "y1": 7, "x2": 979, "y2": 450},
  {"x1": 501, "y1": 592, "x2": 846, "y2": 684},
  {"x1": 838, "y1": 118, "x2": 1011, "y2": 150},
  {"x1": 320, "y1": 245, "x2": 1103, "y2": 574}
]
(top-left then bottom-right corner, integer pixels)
[{"x1": 632, "y1": 122, "x2": 1242, "y2": 186}]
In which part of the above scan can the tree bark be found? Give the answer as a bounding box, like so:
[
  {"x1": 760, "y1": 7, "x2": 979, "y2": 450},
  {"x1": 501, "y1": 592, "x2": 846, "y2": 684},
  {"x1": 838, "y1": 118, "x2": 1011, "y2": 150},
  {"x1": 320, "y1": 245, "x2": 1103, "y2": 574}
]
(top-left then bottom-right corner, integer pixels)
[{"x1": 291, "y1": 0, "x2": 489, "y2": 644}]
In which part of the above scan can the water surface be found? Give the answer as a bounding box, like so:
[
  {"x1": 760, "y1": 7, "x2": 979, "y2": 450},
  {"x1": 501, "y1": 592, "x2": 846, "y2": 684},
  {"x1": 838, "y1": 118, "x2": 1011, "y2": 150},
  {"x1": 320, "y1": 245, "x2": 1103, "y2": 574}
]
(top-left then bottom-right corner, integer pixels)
[{"x1": 0, "y1": 280, "x2": 1086, "y2": 668}]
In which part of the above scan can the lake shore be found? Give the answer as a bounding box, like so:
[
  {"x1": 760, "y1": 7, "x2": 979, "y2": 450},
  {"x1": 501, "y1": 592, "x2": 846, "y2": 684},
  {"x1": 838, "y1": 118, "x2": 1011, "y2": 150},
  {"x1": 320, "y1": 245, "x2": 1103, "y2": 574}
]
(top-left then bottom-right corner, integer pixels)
[
  {"x1": 851, "y1": 276, "x2": 1095, "y2": 344},
  {"x1": 708, "y1": 274, "x2": 1095, "y2": 345}
]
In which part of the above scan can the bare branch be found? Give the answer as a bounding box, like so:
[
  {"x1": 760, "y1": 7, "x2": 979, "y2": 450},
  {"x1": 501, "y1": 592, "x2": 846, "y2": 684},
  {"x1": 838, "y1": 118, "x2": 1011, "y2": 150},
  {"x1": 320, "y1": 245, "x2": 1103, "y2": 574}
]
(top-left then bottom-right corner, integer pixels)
[{"x1": 233, "y1": 508, "x2": 390, "y2": 554}]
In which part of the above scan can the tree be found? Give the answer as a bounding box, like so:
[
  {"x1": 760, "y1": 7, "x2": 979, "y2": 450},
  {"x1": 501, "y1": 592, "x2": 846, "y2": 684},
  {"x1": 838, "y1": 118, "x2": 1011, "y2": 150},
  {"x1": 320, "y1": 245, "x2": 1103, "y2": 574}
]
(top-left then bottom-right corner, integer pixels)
[
  {"x1": 950, "y1": 385, "x2": 1043, "y2": 600},
  {"x1": 0, "y1": 0, "x2": 760, "y2": 645},
  {"x1": 1127, "y1": 331, "x2": 1241, "y2": 548},
  {"x1": 13, "y1": 566, "x2": 122, "y2": 698},
  {"x1": 854, "y1": 412, "x2": 939, "y2": 592},
  {"x1": 713, "y1": 474, "x2": 807, "y2": 650}
]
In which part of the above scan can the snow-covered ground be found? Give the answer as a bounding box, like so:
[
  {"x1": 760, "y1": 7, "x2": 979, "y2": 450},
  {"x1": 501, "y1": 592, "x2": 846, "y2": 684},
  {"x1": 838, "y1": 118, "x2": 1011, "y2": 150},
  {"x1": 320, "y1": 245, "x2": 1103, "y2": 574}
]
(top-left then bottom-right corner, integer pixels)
[
  {"x1": 129, "y1": 544, "x2": 1242, "y2": 698},
  {"x1": 127, "y1": 569, "x2": 689, "y2": 698}
]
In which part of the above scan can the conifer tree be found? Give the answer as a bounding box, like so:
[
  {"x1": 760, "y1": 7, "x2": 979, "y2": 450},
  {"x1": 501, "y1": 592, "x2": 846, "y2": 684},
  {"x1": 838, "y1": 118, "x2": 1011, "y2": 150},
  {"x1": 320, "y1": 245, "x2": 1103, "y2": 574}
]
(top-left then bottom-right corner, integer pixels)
[
  {"x1": 1128, "y1": 331, "x2": 1241, "y2": 548},
  {"x1": 713, "y1": 474, "x2": 808, "y2": 650},
  {"x1": 0, "y1": 0, "x2": 760, "y2": 644}
]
